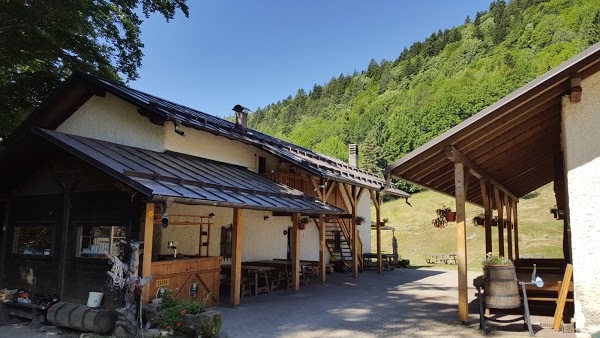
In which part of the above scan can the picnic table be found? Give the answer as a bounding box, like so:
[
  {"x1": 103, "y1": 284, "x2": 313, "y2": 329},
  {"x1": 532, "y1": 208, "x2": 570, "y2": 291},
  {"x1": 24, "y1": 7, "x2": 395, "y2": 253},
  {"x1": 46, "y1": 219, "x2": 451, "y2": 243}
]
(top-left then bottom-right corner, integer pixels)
[
  {"x1": 363, "y1": 253, "x2": 397, "y2": 270},
  {"x1": 426, "y1": 253, "x2": 457, "y2": 265}
]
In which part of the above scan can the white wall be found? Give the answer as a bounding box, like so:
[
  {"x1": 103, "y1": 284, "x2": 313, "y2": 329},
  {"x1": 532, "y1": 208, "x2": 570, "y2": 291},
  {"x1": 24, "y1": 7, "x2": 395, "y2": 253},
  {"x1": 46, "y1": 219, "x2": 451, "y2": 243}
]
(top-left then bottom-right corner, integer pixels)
[
  {"x1": 164, "y1": 122, "x2": 278, "y2": 171},
  {"x1": 561, "y1": 70, "x2": 600, "y2": 333},
  {"x1": 57, "y1": 93, "x2": 166, "y2": 152},
  {"x1": 151, "y1": 203, "x2": 325, "y2": 262},
  {"x1": 357, "y1": 192, "x2": 373, "y2": 254}
]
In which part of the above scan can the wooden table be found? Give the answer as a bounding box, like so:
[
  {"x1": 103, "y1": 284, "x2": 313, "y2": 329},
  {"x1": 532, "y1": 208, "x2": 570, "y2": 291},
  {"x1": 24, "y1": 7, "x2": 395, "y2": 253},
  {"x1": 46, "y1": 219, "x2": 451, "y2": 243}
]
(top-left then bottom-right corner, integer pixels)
[
  {"x1": 221, "y1": 264, "x2": 275, "y2": 296},
  {"x1": 243, "y1": 265, "x2": 275, "y2": 295},
  {"x1": 363, "y1": 253, "x2": 396, "y2": 270}
]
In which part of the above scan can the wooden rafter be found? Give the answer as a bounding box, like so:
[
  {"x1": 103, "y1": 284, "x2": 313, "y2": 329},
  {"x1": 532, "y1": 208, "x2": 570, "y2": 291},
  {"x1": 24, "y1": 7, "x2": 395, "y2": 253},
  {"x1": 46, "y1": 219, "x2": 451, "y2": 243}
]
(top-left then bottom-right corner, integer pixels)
[
  {"x1": 494, "y1": 188, "x2": 505, "y2": 257},
  {"x1": 479, "y1": 179, "x2": 492, "y2": 254},
  {"x1": 445, "y1": 145, "x2": 518, "y2": 202}
]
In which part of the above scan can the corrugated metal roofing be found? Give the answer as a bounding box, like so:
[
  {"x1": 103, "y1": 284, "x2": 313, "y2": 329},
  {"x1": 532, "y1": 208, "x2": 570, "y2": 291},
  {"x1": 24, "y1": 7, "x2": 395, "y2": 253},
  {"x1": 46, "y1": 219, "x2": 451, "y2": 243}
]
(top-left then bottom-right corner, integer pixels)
[
  {"x1": 34, "y1": 128, "x2": 344, "y2": 214},
  {"x1": 72, "y1": 72, "x2": 409, "y2": 198}
]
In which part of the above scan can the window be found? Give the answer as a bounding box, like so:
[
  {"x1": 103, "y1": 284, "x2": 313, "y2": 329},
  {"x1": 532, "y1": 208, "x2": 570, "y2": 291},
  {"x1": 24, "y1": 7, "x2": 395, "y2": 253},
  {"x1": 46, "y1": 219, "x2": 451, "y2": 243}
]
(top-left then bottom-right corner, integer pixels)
[
  {"x1": 13, "y1": 224, "x2": 54, "y2": 256},
  {"x1": 76, "y1": 224, "x2": 127, "y2": 258},
  {"x1": 220, "y1": 225, "x2": 232, "y2": 258}
]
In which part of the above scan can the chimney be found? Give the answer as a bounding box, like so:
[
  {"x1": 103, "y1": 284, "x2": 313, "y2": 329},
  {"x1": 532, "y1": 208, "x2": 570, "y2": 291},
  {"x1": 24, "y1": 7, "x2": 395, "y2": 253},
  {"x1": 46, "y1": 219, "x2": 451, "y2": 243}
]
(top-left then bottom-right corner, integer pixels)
[
  {"x1": 349, "y1": 144, "x2": 358, "y2": 167},
  {"x1": 232, "y1": 104, "x2": 249, "y2": 130}
]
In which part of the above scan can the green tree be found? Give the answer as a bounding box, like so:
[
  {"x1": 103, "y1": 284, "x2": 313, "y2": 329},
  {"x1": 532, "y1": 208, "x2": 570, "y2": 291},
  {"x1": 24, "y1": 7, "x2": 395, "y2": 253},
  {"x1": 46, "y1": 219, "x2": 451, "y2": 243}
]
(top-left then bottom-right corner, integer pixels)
[{"x1": 0, "y1": 0, "x2": 189, "y2": 138}]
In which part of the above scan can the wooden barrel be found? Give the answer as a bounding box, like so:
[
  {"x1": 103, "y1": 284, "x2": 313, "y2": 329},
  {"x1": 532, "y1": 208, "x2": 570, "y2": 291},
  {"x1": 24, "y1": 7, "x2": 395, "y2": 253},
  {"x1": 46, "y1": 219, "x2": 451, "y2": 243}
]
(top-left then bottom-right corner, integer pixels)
[
  {"x1": 47, "y1": 302, "x2": 116, "y2": 334},
  {"x1": 483, "y1": 265, "x2": 521, "y2": 309}
]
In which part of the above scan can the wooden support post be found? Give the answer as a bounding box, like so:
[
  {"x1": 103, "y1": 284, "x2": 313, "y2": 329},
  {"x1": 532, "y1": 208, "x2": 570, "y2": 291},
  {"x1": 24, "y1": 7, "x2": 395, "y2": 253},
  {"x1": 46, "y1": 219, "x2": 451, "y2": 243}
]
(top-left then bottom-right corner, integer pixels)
[
  {"x1": 58, "y1": 179, "x2": 74, "y2": 299},
  {"x1": 480, "y1": 180, "x2": 492, "y2": 254},
  {"x1": 141, "y1": 203, "x2": 155, "y2": 304},
  {"x1": 0, "y1": 200, "x2": 8, "y2": 289},
  {"x1": 319, "y1": 214, "x2": 326, "y2": 284},
  {"x1": 230, "y1": 208, "x2": 243, "y2": 307},
  {"x1": 505, "y1": 195, "x2": 513, "y2": 260},
  {"x1": 375, "y1": 192, "x2": 382, "y2": 274},
  {"x1": 513, "y1": 201, "x2": 520, "y2": 260},
  {"x1": 494, "y1": 188, "x2": 505, "y2": 257},
  {"x1": 291, "y1": 213, "x2": 300, "y2": 292},
  {"x1": 454, "y1": 162, "x2": 470, "y2": 324},
  {"x1": 351, "y1": 186, "x2": 359, "y2": 278}
]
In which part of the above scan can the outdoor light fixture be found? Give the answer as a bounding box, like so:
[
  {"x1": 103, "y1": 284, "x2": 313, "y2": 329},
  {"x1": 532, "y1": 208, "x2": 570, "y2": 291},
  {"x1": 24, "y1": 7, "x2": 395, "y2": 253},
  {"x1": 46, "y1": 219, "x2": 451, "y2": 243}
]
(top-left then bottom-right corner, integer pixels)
[
  {"x1": 161, "y1": 208, "x2": 169, "y2": 229},
  {"x1": 174, "y1": 120, "x2": 185, "y2": 136},
  {"x1": 208, "y1": 212, "x2": 215, "y2": 218},
  {"x1": 263, "y1": 215, "x2": 269, "y2": 220}
]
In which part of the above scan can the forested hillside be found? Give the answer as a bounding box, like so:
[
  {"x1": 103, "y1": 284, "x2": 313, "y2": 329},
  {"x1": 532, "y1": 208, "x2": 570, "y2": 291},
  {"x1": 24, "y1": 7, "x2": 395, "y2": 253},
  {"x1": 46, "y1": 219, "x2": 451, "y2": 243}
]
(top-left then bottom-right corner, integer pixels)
[{"x1": 248, "y1": 0, "x2": 600, "y2": 192}]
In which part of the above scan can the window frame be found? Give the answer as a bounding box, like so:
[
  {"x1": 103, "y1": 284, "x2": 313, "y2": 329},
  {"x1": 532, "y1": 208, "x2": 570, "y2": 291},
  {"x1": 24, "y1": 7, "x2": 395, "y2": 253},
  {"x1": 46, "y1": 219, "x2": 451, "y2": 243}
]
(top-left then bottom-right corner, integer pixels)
[
  {"x1": 74, "y1": 221, "x2": 129, "y2": 259},
  {"x1": 11, "y1": 222, "x2": 55, "y2": 258}
]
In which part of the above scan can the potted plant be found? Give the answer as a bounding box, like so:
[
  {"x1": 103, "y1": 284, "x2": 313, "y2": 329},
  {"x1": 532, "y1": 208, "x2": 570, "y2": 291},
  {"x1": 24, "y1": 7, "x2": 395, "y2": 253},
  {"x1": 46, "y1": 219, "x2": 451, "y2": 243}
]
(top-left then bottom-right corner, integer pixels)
[
  {"x1": 298, "y1": 216, "x2": 310, "y2": 230},
  {"x1": 157, "y1": 290, "x2": 221, "y2": 337},
  {"x1": 355, "y1": 216, "x2": 365, "y2": 225},
  {"x1": 381, "y1": 218, "x2": 389, "y2": 225},
  {"x1": 436, "y1": 206, "x2": 456, "y2": 222},
  {"x1": 431, "y1": 214, "x2": 447, "y2": 229},
  {"x1": 473, "y1": 213, "x2": 485, "y2": 226},
  {"x1": 481, "y1": 253, "x2": 520, "y2": 308}
]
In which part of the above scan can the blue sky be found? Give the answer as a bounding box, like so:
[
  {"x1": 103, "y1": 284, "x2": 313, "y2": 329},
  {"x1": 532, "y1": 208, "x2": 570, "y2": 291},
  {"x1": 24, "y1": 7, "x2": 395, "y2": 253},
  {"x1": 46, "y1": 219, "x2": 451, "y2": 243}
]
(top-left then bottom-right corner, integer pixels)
[{"x1": 132, "y1": 1, "x2": 494, "y2": 118}]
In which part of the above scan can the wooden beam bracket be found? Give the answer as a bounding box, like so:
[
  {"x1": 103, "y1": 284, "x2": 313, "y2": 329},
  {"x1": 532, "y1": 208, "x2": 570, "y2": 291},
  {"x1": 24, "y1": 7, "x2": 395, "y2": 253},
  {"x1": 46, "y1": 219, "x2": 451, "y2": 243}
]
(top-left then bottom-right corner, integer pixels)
[{"x1": 444, "y1": 145, "x2": 518, "y2": 203}]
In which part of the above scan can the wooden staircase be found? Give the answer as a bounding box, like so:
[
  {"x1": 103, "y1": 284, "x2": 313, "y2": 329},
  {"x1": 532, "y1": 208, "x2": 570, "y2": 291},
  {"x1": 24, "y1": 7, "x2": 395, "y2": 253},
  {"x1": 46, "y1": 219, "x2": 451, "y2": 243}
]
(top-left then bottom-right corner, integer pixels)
[{"x1": 320, "y1": 218, "x2": 363, "y2": 271}]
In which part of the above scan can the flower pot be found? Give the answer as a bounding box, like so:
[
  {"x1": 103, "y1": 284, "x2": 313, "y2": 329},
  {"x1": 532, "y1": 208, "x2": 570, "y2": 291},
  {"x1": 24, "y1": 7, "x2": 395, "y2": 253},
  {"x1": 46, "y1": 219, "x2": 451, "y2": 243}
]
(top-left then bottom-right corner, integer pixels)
[
  {"x1": 474, "y1": 217, "x2": 485, "y2": 226},
  {"x1": 445, "y1": 211, "x2": 456, "y2": 222},
  {"x1": 298, "y1": 223, "x2": 306, "y2": 230}
]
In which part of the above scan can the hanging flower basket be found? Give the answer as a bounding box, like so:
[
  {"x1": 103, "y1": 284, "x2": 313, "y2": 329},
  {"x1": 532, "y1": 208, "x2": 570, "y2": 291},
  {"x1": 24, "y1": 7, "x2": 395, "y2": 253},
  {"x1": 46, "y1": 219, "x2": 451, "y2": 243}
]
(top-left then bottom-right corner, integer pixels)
[
  {"x1": 445, "y1": 211, "x2": 456, "y2": 222},
  {"x1": 298, "y1": 216, "x2": 310, "y2": 230}
]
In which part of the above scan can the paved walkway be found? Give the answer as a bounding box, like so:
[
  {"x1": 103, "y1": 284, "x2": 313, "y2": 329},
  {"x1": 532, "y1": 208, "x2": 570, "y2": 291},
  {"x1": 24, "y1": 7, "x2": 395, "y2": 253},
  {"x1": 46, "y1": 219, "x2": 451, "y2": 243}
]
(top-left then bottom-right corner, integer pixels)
[
  {"x1": 0, "y1": 268, "x2": 579, "y2": 337},
  {"x1": 216, "y1": 268, "x2": 574, "y2": 338}
]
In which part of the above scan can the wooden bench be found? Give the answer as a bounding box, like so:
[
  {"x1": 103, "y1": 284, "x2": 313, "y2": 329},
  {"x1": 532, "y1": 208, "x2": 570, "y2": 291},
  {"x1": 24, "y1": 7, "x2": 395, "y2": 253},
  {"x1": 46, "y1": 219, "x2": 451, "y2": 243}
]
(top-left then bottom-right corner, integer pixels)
[{"x1": 0, "y1": 300, "x2": 48, "y2": 326}]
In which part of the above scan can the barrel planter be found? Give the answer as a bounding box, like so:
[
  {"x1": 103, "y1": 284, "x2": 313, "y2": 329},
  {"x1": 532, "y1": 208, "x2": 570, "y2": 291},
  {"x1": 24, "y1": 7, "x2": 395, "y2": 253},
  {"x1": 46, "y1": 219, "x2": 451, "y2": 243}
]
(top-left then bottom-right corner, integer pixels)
[
  {"x1": 47, "y1": 302, "x2": 117, "y2": 334},
  {"x1": 483, "y1": 265, "x2": 521, "y2": 309}
]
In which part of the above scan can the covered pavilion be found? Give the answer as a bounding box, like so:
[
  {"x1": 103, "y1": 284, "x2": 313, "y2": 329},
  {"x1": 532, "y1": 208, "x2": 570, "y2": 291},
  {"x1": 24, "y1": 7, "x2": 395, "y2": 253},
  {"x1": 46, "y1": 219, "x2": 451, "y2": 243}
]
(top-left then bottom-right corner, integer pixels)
[{"x1": 385, "y1": 42, "x2": 600, "y2": 332}]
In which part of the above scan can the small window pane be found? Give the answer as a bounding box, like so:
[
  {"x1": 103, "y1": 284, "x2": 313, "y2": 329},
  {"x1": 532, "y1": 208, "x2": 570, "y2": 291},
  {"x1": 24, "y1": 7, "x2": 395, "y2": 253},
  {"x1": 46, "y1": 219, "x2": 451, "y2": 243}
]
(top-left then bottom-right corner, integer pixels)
[
  {"x1": 13, "y1": 225, "x2": 53, "y2": 255},
  {"x1": 77, "y1": 224, "x2": 127, "y2": 258}
]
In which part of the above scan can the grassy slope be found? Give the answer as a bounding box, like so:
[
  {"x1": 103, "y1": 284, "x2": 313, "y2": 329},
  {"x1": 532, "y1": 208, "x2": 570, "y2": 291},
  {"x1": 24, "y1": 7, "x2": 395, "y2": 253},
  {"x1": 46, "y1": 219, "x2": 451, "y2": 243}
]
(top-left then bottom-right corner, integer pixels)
[{"x1": 371, "y1": 183, "x2": 565, "y2": 271}]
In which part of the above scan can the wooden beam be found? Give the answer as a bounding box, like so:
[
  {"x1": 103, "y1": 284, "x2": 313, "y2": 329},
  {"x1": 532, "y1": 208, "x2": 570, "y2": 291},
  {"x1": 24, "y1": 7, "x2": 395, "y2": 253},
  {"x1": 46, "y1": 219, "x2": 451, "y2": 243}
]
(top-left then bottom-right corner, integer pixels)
[
  {"x1": 513, "y1": 201, "x2": 520, "y2": 260},
  {"x1": 445, "y1": 145, "x2": 518, "y2": 201},
  {"x1": 141, "y1": 203, "x2": 155, "y2": 304},
  {"x1": 291, "y1": 213, "x2": 301, "y2": 292},
  {"x1": 505, "y1": 195, "x2": 513, "y2": 260},
  {"x1": 323, "y1": 181, "x2": 337, "y2": 203},
  {"x1": 480, "y1": 179, "x2": 493, "y2": 254},
  {"x1": 0, "y1": 200, "x2": 9, "y2": 289},
  {"x1": 454, "y1": 162, "x2": 470, "y2": 323},
  {"x1": 494, "y1": 188, "x2": 505, "y2": 257},
  {"x1": 319, "y1": 214, "x2": 326, "y2": 284},
  {"x1": 351, "y1": 186, "x2": 359, "y2": 278},
  {"x1": 230, "y1": 208, "x2": 242, "y2": 307},
  {"x1": 373, "y1": 191, "x2": 383, "y2": 273},
  {"x1": 58, "y1": 179, "x2": 74, "y2": 299}
]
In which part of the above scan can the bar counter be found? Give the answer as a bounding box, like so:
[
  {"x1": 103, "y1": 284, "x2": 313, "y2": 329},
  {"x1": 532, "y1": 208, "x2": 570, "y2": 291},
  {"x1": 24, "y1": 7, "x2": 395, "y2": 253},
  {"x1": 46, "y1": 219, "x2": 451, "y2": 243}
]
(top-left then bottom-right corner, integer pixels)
[{"x1": 148, "y1": 256, "x2": 221, "y2": 307}]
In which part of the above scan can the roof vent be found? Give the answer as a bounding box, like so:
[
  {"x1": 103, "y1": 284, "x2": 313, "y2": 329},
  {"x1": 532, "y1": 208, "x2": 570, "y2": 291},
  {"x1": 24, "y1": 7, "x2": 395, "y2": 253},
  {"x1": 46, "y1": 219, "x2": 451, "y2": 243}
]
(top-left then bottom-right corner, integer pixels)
[
  {"x1": 232, "y1": 104, "x2": 250, "y2": 130},
  {"x1": 349, "y1": 144, "x2": 358, "y2": 167}
]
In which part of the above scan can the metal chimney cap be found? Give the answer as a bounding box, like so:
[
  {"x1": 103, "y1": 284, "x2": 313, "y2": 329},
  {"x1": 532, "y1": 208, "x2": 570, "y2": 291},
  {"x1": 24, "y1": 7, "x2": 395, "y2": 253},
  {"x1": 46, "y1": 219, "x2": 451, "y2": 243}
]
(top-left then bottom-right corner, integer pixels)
[{"x1": 232, "y1": 104, "x2": 249, "y2": 113}]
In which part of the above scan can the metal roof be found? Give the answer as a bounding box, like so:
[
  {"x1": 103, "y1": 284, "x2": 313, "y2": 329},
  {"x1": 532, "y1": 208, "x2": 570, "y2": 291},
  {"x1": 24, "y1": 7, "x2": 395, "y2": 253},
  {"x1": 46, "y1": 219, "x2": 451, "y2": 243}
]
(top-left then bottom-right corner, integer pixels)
[
  {"x1": 385, "y1": 42, "x2": 600, "y2": 206},
  {"x1": 34, "y1": 128, "x2": 344, "y2": 214},
  {"x1": 63, "y1": 72, "x2": 408, "y2": 198}
]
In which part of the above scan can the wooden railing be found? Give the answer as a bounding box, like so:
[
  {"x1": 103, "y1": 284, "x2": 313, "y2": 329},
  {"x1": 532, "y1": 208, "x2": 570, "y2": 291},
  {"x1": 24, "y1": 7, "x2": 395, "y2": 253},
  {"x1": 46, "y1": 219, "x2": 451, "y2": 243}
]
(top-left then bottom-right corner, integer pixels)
[{"x1": 261, "y1": 172, "x2": 314, "y2": 196}]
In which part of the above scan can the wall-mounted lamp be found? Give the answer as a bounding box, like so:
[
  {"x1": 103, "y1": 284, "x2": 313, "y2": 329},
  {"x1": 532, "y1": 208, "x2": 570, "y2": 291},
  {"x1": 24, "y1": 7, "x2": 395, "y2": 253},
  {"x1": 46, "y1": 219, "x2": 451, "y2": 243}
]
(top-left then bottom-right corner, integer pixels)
[
  {"x1": 160, "y1": 198, "x2": 175, "y2": 229},
  {"x1": 174, "y1": 120, "x2": 185, "y2": 136},
  {"x1": 208, "y1": 212, "x2": 215, "y2": 218},
  {"x1": 263, "y1": 215, "x2": 269, "y2": 220}
]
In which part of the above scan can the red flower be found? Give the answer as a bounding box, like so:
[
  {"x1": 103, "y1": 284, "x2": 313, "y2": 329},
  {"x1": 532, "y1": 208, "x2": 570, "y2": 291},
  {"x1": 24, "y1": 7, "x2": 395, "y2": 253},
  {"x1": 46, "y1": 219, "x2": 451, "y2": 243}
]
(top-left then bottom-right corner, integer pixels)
[
  {"x1": 177, "y1": 322, "x2": 181, "y2": 327},
  {"x1": 193, "y1": 294, "x2": 197, "y2": 298},
  {"x1": 166, "y1": 325, "x2": 172, "y2": 330},
  {"x1": 180, "y1": 309, "x2": 186, "y2": 315}
]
